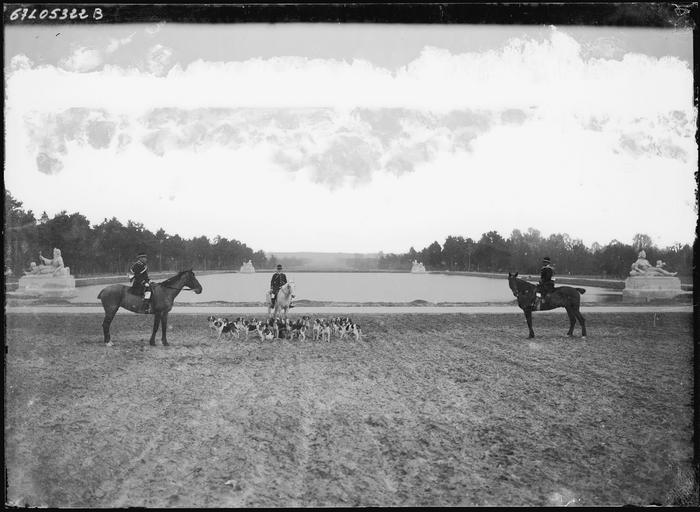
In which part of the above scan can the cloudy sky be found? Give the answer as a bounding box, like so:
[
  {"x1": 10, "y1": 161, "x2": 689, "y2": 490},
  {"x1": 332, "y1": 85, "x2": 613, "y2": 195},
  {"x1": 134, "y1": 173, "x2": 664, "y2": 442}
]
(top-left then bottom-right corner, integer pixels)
[{"x1": 4, "y1": 23, "x2": 696, "y2": 253}]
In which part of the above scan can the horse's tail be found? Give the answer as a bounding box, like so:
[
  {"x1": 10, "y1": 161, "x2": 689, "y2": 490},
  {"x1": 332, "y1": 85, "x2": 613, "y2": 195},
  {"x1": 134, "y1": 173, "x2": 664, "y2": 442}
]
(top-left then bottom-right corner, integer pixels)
[{"x1": 576, "y1": 288, "x2": 586, "y2": 295}]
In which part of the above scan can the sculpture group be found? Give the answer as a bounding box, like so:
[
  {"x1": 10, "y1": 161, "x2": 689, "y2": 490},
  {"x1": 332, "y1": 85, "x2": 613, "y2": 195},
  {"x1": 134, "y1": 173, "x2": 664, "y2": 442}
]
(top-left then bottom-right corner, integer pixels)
[
  {"x1": 623, "y1": 250, "x2": 681, "y2": 302},
  {"x1": 239, "y1": 260, "x2": 255, "y2": 273},
  {"x1": 410, "y1": 260, "x2": 426, "y2": 273},
  {"x1": 628, "y1": 250, "x2": 676, "y2": 277},
  {"x1": 16, "y1": 247, "x2": 77, "y2": 298},
  {"x1": 25, "y1": 248, "x2": 70, "y2": 276}
]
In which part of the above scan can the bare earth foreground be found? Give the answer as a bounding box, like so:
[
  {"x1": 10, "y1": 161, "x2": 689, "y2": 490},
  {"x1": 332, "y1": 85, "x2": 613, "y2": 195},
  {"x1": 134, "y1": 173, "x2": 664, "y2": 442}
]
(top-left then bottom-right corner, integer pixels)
[{"x1": 5, "y1": 312, "x2": 695, "y2": 507}]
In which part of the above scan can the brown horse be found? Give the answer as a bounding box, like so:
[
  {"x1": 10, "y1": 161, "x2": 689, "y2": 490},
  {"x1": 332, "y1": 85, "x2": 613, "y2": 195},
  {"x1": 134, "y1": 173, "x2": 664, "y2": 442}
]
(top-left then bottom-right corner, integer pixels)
[
  {"x1": 507, "y1": 272, "x2": 587, "y2": 339},
  {"x1": 98, "y1": 269, "x2": 202, "y2": 346}
]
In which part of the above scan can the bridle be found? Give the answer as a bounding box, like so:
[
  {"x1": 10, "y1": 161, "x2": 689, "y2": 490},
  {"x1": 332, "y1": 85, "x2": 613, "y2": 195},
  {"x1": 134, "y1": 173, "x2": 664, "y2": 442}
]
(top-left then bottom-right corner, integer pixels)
[
  {"x1": 156, "y1": 272, "x2": 199, "y2": 291},
  {"x1": 509, "y1": 277, "x2": 529, "y2": 299},
  {"x1": 161, "y1": 284, "x2": 198, "y2": 291}
]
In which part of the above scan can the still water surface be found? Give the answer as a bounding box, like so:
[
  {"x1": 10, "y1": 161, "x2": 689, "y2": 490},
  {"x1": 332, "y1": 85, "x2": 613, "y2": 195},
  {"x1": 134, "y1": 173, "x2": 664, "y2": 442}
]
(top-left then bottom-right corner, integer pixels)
[{"x1": 70, "y1": 272, "x2": 617, "y2": 304}]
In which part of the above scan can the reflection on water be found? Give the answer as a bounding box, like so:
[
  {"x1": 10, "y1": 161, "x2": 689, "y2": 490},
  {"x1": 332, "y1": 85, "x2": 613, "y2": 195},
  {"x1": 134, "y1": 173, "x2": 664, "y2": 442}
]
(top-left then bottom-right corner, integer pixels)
[
  {"x1": 70, "y1": 272, "x2": 621, "y2": 304},
  {"x1": 591, "y1": 293, "x2": 623, "y2": 304}
]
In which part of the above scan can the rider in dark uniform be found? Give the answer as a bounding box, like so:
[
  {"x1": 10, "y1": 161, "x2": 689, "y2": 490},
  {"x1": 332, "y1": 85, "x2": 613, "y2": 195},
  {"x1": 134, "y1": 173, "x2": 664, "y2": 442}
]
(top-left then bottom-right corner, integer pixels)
[
  {"x1": 130, "y1": 252, "x2": 152, "y2": 313},
  {"x1": 535, "y1": 256, "x2": 555, "y2": 309},
  {"x1": 270, "y1": 264, "x2": 288, "y2": 310}
]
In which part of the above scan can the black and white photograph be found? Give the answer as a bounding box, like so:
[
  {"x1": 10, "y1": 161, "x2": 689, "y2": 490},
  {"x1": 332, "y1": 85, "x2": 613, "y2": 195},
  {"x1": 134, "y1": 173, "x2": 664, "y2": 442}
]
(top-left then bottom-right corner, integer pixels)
[{"x1": 4, "y1": 3, "x2": 697, "y2": 507}]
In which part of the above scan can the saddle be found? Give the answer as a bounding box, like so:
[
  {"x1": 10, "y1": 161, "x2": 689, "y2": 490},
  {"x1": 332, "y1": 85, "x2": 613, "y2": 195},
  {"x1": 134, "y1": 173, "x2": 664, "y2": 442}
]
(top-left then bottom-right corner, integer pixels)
[
  {"x1": 128, "y1": 281, "x2": 152, "y2": 302},
  {"x1": 128, "y1": 285, "x2": 149, "y2": 297},
  {"x1": 127, "y1": 287, "x2": 143, "y2": 297},
  {"x1": 269, "y1": 290, "x2": 295, "y2": 309},
  {"x1": 533, "y1": 288, "x2": 556, "y2": 310}
]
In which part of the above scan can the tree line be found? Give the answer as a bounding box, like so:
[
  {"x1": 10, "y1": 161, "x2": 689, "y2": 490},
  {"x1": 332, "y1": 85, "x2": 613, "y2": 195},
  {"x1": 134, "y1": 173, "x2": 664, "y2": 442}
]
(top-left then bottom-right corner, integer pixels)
[
  {"x1": 378, "y1": 228, "x2": 694, "y2": 278},
  {"x1": 5, "y1": 190, "x2": 693, "y2": 279},
  {"x1": 4, "y1": 191, "x2": 279, "y2": 277}
]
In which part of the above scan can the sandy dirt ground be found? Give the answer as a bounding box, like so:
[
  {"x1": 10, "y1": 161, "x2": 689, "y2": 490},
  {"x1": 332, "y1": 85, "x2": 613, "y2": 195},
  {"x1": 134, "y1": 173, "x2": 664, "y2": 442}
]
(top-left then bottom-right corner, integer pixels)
[{"x1": 4, "y1": 311, "x2": 695, "y2": 507}]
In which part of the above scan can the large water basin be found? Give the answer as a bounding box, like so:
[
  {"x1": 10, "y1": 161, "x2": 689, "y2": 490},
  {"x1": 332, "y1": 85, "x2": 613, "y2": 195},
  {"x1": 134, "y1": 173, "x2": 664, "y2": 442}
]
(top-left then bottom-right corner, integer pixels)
[{"x1": 70, "y1": 272, "x2": 618, "y2": 304}]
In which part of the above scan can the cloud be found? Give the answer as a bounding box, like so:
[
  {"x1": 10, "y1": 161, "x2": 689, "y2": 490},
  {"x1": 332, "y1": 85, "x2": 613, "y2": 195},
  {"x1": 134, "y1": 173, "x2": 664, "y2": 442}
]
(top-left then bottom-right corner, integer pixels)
[
  {"x1": 5, "y1": 28, "x2": 693, "y2": 115},
  {"x1": 106, "y1": 32, "x2": 136, "y2": 54},
  {"x1": 59, "y1": 46, "x2": 102, "y2": 72},
  {"x1": 23, "y1": 108, "x2": 119, "y2": 167},
  {"x1": 581, "y1": 36, "x2": 626, "y2": 60},
  {"x1": 501, "y1": 109, "x2": 528, "y2": 124},
  {"x1": 17, "y1": 104, "x2": 694, "y2": 186},
  {"x1": 145, "y1": 22, "x2": 165, "y2": 36},
  {"x1": 146, "y1": 44, "x2": 174, "y2": 76},
  {"x1": 618, "y1": 132, "x2": 687, "y2": 161},
  {"x1": 36, "y1": 153, "x2": 63, "y2": 175},
  {"x1": 9, "y1": 54, "x2": 33, "y2": 72}
]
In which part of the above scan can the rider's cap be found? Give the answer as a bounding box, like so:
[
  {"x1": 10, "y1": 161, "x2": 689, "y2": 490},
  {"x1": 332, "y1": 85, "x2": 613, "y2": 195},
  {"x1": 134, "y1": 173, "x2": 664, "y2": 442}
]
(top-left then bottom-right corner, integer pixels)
[
  {"x1": 543, "y1": 257, "x2": 551, "y2": 264},
  {"x1": 137, "y1": 252, "x2": 147, "y2": 258},
  {"x1": 276, "y1": 264, "x2": 283, "y2": 270}
]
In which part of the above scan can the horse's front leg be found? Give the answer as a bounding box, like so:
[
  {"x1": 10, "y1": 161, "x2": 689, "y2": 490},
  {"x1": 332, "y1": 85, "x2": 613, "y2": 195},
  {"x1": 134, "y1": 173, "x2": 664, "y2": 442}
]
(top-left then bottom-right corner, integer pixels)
[
  {"x1": 149, "y1": 312, "x2": 161, "y2": 346},
  {"x1": 524, "y1": 309, "x2": 535, "y2": 338},
  {"x1": 161, "y1": 312, "x2": 169, "y2": 346},
  {"x1": 102, "y1": 307, "x2": 119, "y2": 346}
]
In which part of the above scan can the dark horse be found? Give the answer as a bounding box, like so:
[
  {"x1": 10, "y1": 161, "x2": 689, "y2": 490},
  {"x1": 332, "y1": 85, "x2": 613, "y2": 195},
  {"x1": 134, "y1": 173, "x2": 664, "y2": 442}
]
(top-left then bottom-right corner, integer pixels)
[
  {"x1": 507, "y1": 272, "x2": 587, "y2": 339},
  {"x1": 98, "y1": 269, "x2": 202, "y2": 346}
]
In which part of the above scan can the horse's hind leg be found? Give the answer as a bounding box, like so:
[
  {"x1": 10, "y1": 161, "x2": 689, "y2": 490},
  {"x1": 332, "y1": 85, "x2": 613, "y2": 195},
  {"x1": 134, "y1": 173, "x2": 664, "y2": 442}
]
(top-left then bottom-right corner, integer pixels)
[
  {"x1": 102, "y1": 306, "x2": 119, "y2": 346},
  {"x1": 149, "y1": 313, "x2": 161, "y2": 346},
  {"x1": 575, "y1": 308, "x2": 586, "y2": 338},
  {"x1": 565, "y1": 307, "x2": 576, "y2": 337}
]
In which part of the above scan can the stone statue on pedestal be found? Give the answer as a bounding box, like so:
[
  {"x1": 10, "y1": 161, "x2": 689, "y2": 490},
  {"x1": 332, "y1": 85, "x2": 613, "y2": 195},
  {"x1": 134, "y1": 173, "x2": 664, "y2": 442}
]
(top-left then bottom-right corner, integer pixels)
[
  {"x1": 623, "y1": 250, "x2": 681, "y2": 302},
  {"x1": 240, "y1": 259, "x2": 255, "y2": 273},
  {"x1": 410, "y1": 260, "x2": 426, "y2": 273},
  {"x1": 15, "y1": 247, "x2": 76, "y2": 298}
]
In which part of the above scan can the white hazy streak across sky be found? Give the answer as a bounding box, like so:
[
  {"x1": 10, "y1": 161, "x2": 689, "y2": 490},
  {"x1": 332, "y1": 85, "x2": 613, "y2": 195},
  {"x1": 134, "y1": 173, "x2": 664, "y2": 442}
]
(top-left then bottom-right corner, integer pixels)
[{"x1": 4, "y1": 24, "x2": 696, "y2": 253}]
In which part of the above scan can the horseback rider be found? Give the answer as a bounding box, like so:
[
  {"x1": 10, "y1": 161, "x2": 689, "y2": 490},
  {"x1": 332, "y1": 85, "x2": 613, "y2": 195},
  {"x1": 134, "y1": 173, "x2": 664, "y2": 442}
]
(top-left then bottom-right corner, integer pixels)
[
  {"x1": 269, "y1": 264, "x2": 287, "y2": 311},
  {"x1": 535, "y1": 256, "x2": 555, "y2": 310},
  {"x1": 129, "y1": 251, "x2": 152, "y2": 314}
]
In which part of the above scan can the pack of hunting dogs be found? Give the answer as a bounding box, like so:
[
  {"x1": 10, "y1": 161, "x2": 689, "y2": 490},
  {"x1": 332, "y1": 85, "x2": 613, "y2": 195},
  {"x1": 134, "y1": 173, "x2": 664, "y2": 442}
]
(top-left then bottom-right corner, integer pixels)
[
  {"x1": 97, "y1": 256, "x2": 585, "y2": 346},
  {"x1": 207, "y1": 315, "x2": 362, "y2": 343}
]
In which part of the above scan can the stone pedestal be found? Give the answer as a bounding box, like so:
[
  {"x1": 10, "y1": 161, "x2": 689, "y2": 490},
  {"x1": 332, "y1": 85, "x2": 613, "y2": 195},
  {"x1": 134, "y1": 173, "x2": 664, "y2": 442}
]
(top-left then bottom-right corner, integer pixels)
[
  {"x1": 622, "y1": 276, "x2": 682, "y2": 303},
  {"x1": 15, "y1": 274, "x2": 77, "y2": 298}
]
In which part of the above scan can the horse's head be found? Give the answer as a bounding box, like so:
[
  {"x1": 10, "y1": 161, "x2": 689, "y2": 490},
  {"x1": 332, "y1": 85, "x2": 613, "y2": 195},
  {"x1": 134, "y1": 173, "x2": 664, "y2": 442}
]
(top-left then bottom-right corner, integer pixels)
[
  {"x1": 507, "y1": 272, "x2": 519, "y2": 296},
  {"x1": 286, "y1": 281, "x2": 296, "y2": 298},
  {"x1": 508, "y1": 272, "x2": 537, "y2": 307},
  {"x1": 184, "y1": 269, "x2": 203, "y2": 294}
]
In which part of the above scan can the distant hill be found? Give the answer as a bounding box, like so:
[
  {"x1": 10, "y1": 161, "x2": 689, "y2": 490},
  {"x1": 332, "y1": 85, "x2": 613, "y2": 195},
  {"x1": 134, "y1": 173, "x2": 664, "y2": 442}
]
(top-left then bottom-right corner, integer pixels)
[{"x1": 267, "y1": 252, "x2": 381, "y2": 270}]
